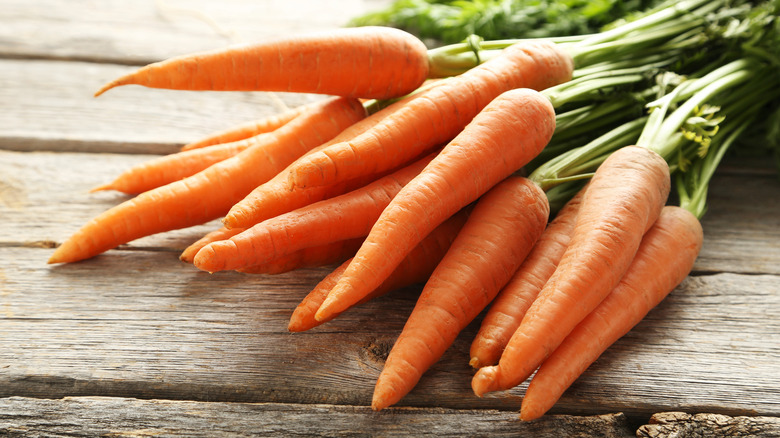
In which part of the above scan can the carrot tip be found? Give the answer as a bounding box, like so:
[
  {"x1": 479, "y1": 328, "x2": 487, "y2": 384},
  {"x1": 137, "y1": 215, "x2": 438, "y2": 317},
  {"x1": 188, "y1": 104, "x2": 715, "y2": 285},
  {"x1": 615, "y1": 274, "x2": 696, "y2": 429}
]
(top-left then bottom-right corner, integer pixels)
[
  {"x1": 468, "y1": 356, "x2": 481, "y2": 369},
  {"x1": 88, "y1": 182, "x2": 113, "y2": 193}
]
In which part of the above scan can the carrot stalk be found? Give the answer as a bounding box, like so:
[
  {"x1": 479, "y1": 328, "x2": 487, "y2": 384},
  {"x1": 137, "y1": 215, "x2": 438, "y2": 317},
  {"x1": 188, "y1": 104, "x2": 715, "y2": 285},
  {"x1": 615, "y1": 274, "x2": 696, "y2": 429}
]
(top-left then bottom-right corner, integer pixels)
[
  {"x1": 49, "y1": 96, "x2": 366, "y2": 264},
  {"x1": 468, "y1": 187, "x2": 585, "y2": 369},
  {"x1": 314, "y1": 87, "x2": 557, "y2": 323},
  {"x1": 94, "y1": 26, "x2": 429, "y2": 100},
  {"x1": 371, "y1": 176, "x2": 550, "y2": 411},
  {"x1": 520, "y1": 206, "x2": 703, "y2": 420},
  {"x1": 283, "y1": 39, "x2": 574, "y2": 190},
  {"x1": 193, "y1": 153, "x2": 437, "y2": 273},
  {"x1": 471, "y1": 145, "x2": 671, "y2": 397}
]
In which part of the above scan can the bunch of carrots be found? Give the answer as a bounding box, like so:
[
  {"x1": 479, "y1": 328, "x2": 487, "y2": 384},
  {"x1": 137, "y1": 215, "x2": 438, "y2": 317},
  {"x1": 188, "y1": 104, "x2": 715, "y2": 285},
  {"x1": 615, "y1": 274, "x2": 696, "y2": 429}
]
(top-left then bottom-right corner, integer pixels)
[{"x1": 50, "y1": 0, "x2": 778, "y2": 420}]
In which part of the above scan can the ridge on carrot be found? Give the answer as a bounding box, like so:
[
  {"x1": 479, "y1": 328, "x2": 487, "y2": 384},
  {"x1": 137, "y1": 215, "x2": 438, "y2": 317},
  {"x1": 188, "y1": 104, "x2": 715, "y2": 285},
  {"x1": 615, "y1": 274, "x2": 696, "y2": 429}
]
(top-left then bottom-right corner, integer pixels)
[
  {"x1": 94, "y1": 26, "x2": 430, "y2": 100},
  {"x1": 314, "y1": 87, "x2": 557, "y2": 324},
  {"x1": 471, "y1": 145, "x2": 671, "y2": 397},
  {"x1": 372, "y1": 176, "x2": 550, "y2": 411}
]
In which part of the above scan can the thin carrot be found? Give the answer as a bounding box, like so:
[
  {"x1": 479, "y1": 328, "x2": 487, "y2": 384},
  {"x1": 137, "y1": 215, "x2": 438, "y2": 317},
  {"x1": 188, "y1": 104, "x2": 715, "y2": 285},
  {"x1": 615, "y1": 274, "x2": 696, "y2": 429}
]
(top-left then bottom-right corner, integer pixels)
[
  {"x1": 314, "y1": 87, "x2": 557, "y2": 323},
  {"x1": 94, "y1": 26, "x2": 429, "y2": 100},
  {"x1": 181, "y1": 104, "x2": 309, "y2": 151},
  {"x1": 471, "y1": 145, "x2": 671, "y2": 397},
  {"x1": 193, "y1": 152, "x2": 437, "y2": 273},
  {"x1": 469, "y1": 187, "x2": 585, "y2": 369},
  {"x1": 283, "y1": 39, "x2": 574, "y2": 190},
  {"x1": 180, "y1": 226, "x2": 244, "y2": 264},
  {"x1": 520, "y1": 206, "x2": 703, "y2": 421},
  {"x1": 371, "y1": 176, "x2": 550, "y2": 411},
  {"x1": 288, "y1": 210, "x2": 470, "y2": 332},
  {"x1": 48, "y1": 96, "x2": 365, "y2": 264},
  {"x1": 238, "y1": 238, "x2": 364, "y2": 275}
]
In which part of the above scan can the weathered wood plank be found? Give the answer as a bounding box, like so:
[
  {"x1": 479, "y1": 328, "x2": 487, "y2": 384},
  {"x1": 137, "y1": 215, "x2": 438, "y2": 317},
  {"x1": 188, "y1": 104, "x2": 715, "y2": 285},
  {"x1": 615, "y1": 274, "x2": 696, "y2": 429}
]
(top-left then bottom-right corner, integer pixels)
[
  {"x1": 637, "y1": 412, "x2": 780, "y2": 438},
  {"x1": 0, "y1": 0, "x2": 390, "y2": 64},
  {"x1": 0, "y1": 243, "x2": 778, "y2": 417},
  {"x1": 0, "y1": 397, "x2": 634, "y2": 438}
]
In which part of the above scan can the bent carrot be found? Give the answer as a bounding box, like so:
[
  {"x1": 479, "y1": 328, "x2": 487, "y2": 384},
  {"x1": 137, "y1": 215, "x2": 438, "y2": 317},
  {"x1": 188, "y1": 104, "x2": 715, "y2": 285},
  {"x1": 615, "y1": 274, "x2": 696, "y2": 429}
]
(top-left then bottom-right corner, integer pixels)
[
  {"x1": 314, "y1": 87, "x2": 557, "y2": 323},
  {"x1": 94, "y1": 26, "x2": 429, "y2": 100},
  {"x1": 520, "y1": 206, "x2": 703, "y2": 421},
  {"x1": 283, "y1": 39, "x2": 574, "y2": 190},
  {"x1": 181, "y1": 104, "x2": 309, "y2": 151},
  {"x1": 371, "y1": 176, "x2": 550, "y2": 411},
  {"x1": 48, "y1": 96, "x2": 365, "y2": 264},
  {"x1": 471, "y1": 145, "x2": 671, "y2": 397},
  {"x1": 238, "y1": 238, "x2": 364, "y2": 275},
  {"x1": 193, "y1": 152, "x2": 436, "y2": 273},
  {"x1": 469, "y1": 187, "x2": 585, "y2": 369},
  {"x1": 288, "y1": 210, "x2": 469, "y2": 332}
]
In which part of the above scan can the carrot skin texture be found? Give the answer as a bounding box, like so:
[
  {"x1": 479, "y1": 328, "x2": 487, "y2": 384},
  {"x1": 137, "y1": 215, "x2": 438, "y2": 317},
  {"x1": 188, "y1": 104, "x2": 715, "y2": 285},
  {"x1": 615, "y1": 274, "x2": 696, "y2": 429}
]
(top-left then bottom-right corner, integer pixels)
[
  {"x1": 471, "y1": 145, "x2": 671, "y2": 397},
  {"x1": 95, "y1": 26, "x2": 429, "y2": 100},
  {"x1": 48, "y1": 97, "x2": 366, "y2": 264},
  {"x1": 371, "y1": 176, "x2": 550, "y2": 411},
  {"x1": 315, "y1": 87, "x2": 557, "y2": 323},
  {"x1": 288, "y1": 210, "x2": 469, "y2": 332},
  {"x1": 520, "y1": 206, "x2": 703, "y2": 421},
  {"x1": 238, "y1": 238, "x2": 364, "y2": 275},
  {"x1": 179, "y1": 226, "x2": 244, "y2": 264},
  {"x1": 193, "y1": 153, "x2": 436, "y2": 273},
  {"x1": 469, "y1": 187, "x2": 585, "y2": 369},
  {"x1": 285, "y1": 39, "x2": 574, "y2": 189}
]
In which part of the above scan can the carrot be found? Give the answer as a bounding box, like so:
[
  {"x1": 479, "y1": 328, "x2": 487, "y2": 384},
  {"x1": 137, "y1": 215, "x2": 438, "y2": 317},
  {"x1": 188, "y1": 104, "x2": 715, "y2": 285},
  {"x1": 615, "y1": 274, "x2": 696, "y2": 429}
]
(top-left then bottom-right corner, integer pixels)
[
  {"x1": 469, "y1": 187, "x2": 585, "y2": 369},
  {"x1": 470, "y1": 145, "x2": 671, "y2": 397},
  {"x1": 238, "y1": 238, "x2": 364, "y2": 275},
  {"x1": 314, "y1": 87, "x2": 557, "y2": 323},
  {"x1": 193, "y1": 152, "x2": 437, "y2": 273},
  {"x1": 283, "y1": 39, "x2": 574, "y2": 190},
  {"x1": 48, "y1": 96, "x2": 366, "y2": 264},
  {"x1": 94, "y1": 26, "x2": 429, "y2": 100},
  {"x1": 288, "y1": 210, "x2": 470, "y2": 332},
  {"x1": 181, "y1": 104, "x2": 309, "y2": 151},
  {"x1": 371, "y1": 176, "x2": 550, "y2": 411},
  {"x1": 520, "y1": 206, "x2": 703, "y2": 421},
  {"x1": 180, "y1": 226, "x2": 244, "y2": 264}
]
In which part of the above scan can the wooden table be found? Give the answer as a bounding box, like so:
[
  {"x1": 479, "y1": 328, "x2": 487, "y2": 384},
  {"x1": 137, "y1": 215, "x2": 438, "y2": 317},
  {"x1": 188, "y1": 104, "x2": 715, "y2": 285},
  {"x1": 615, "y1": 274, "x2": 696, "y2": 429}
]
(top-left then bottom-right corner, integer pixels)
[{"x1": 1, "y1": 1, "x2": 778, "y2": 436}]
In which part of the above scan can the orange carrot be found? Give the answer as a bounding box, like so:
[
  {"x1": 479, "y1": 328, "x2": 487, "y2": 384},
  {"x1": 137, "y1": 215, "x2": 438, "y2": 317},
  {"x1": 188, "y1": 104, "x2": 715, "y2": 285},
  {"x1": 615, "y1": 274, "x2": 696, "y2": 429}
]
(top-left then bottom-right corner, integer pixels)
[
  {"x1": 238, "y1": 238, "x2": 364, "y2": 275},
  {"x1": 94, "y1": 26, "x2": 429, "y2": 100},
  {"x1": 371, "y1": 176, "x2": 550, "y2": 411},
  {"x1": 283, "y1": 39, "x2": 573, "y2": 190},
  {"x1": 192, "y1": 152, "x2": 436, "y2": 273},
  {"x1": 314, "y1": 87, "x2": 557, "y2": 323},
  {"x1": 181, "y1": 104, "x2": 309, "y2": 151},
  {"x1": 471, "y1": 145, "x2": 671, "y2": 397},
  {"x1": 180, "y1": 226, "x2": 244, "y2": 264},
  {"x1": 469, "y1": 187, "x2": 585, "y2": 369},
  {"x1": 288, "y1": 210, "x2": 470, "y2": 332},
  {"x1": 48, "y1": 96, "x2": 365, "y2": 264},
  {"x1": 520, "y1": 206, "x2": 703, "y2": 421}
]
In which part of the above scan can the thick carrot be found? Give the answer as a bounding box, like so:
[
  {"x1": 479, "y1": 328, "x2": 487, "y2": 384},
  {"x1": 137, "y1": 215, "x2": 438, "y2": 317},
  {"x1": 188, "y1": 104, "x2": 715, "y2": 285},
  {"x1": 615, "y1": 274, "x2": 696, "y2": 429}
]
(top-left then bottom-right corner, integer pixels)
[
  {"x1": 314, "y1": 87, "x2": 557, "y2": 323},
  {"x1": 371, "y1": 176, "x2": 550, "y2": 411},
  {"x1": 283, "y1": 39, "x2": 574, "y2": 190},
  {"x1": 468, "y1": 187, "x2": 585, "y2": 369},
  {"x1": 48, "y1": 96, "x2": 365, "y2": 264},
  {"x1": 520, "y1": 206, "x2": 703, "y2": 421},
  {"x1": 94, "y1": 26, "x2": 429, "y2": 100},
  {"x1": 193, "y1": 152, "x2": 436, "y2": 273},
  {"x1": 238, "y1": 238, "x2": 364, "y2": 275},
  {"x1": 471, "y1": 145, "x2": 671, "y2": 397},
  {"x1": 288, "y1": 210, "x2": 469, "y2": 332},
  {"x1": 181, "y1": 104, "x2": 309, "y2": 151}
]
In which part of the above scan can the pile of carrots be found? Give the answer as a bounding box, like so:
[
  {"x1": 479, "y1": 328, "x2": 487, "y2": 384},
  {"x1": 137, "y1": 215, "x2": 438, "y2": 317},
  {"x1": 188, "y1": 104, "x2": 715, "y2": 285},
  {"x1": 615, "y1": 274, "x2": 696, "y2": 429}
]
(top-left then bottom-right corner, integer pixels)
[{"x1": 50, "y1": 24, "x2": 710, "y2": 420}]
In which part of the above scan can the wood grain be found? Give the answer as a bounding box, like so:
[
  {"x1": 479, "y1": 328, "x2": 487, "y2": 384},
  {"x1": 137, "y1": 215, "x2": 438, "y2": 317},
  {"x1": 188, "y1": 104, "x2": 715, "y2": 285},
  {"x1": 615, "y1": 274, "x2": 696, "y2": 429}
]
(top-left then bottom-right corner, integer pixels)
[{"x1": 637, "y1": 412, "x2": 780, "y2": 437}]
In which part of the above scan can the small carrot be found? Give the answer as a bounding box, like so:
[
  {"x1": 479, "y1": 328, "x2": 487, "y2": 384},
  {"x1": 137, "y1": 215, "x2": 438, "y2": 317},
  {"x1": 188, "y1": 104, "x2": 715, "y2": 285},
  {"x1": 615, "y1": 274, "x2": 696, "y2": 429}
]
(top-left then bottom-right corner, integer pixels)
[
  {"x1": 520, "y1": 206, "x2": 703, "y2": 421},
  {"x1": 371, "y1": 176, "x2": 550, "y2": 411},
  {"x1": 48, "y1": 96, "x2": 365, "y2": 264},
  {"x1": 94, "y1": 26, "x2": 430, "y2": 100},
  {"x1": 181, "y1": 104, "x2": 309, "y2": 151},
  {"x1": 180, "y1": 226, "x2": 244, "y2": 264},
  {"x1": 468, "y1": 187, "x2": 585, "y2": 369},
  {"x1": 288, "y1": 210, "x2": 470, "y2": 332},
  {"x1": 283, "y1": 39, "x2": 574, "y2": 190},
  {"x1": 238, "y1": 238, "x2": 364, "y2": 275},
  {"x1": 471, "y1": 145, "x2": 671, "y2": 397},
  {"x1": 314, "y1": 87, "x2": 557, "y2": 323},
  {"x1": 193, "y1": 152, "x2": 437, "y2": 273}
]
